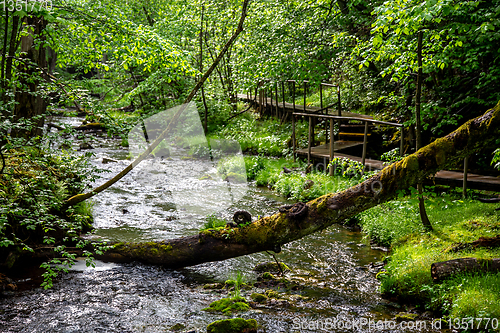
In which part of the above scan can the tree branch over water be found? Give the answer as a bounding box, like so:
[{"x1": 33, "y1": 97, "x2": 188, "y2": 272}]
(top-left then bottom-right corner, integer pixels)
[{"x1": 64, "y1": 0, "x2": 250, "y2": 207}]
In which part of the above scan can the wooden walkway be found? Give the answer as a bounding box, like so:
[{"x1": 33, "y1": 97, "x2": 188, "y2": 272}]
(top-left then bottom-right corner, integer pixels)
[
  {"x1": 238, "y1": 81, "x2": 500, "y2": 192},
  {"x1": 296, "y1": 148, "x2": 500, "y2": 191},
  {"x1": 236, "y1": 93, "x2": 373, "y2": 119}
]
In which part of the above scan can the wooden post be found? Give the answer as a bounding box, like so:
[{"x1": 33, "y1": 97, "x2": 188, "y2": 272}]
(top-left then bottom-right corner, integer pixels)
[
  {"x1": 463, "y1": 157, "x2": 469, "y2": 198},
  {"x1": 264, "y1": 88, "x2": 267, "y2": 115},
  {"x1": 303, "y1": 81, "x2": 307, "y2": 112},
  {"x1": 281, "y1": 81, "x2": 286, "y2": 121},
  {"x1": 362, "y1": 121, "x2": 369, "y2": 168},
  {"x1": 308, "y1": 116, "x2": 312, "y2": 164},
  {"x1": 320, "y1": 83, "x2": 326, "y2": 144},
  {"x1": 337, "y1": 85, "x2": 341, "y2": 117},
  {"x1": 400, "y1": 126, "x2": 404, "y2": 156},
  {"x1": 275, "y1": 81, "x2": 279, "y2": 119},
  {"x1": 292, "y1": 114, "x2": 296, "y2": 162},
  {"x1": 292, "y1": 81, "x2": 296, "y2": 112},
  {"x1": 329, "y1": 118, "x2": 334, "y2": 176},
  {"x1": 320, "y1": 83, "x2": 323, "y2": 109},
  {"x1": 270, "y1": 85, "x2": 273, "y2": 118}
]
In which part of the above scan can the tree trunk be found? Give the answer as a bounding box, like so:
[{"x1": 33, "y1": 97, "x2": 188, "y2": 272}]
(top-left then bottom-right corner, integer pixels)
[
  {"x1": 449, "y1": 235, "x2": 500, "y2": 253},
  {"x1": 431, "y1": 258, "x2": 500, "y2": 282},
  {"x1": 65, "y1": 102, "x2": 500, "y2": 268},
  {"x1": 415, "y1": 30, "x2": 432, "y2": 230},
  {"x1": 12, "y1": 15, "x2": 48, "y2": 139}
]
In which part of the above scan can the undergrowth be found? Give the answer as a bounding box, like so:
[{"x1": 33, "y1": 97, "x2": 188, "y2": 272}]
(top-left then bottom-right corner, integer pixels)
[
  {"x1": 363, "y1": 191, "x2": 500, "y2": 330},
  {"x1": 0, "y1": 147, "x2": 108, "y2": 288}
]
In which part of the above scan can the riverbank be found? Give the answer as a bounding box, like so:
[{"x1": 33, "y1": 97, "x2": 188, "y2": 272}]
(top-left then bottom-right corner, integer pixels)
[{"x1": 232, "y1": 152, "x2": 500, "y2": 330}]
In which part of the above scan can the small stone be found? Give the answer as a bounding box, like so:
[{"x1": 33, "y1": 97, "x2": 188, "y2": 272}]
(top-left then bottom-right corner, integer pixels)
[
  {"x1": 79, "y1": 142, "x2": 94, "y2": 150},
  {"x1": 203, "y1": 283, "x2": 224, "y2": 290},
  {"x1": 102, "y1": 157, "x2": 118, "y2": 164}
]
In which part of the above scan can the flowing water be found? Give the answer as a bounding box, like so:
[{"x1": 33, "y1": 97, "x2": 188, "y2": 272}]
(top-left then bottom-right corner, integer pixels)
[{"x1": 0, "y1": 117, "x2": 446, "y2": 332}]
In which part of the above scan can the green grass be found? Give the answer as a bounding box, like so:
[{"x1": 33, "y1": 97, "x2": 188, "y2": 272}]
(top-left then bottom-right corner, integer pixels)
[
  {"x1": 363, "y1": 193, "x2": 500, "y2": 329},
  {"x1": 201, "y1": 214, "x2": 227, "y2": 231},
  {"x1": 208, "y1": 115, "x2": 313, "y2": 157},
  {"x1": 244, "y1": 155, "x2": 364, "y2": 201}
]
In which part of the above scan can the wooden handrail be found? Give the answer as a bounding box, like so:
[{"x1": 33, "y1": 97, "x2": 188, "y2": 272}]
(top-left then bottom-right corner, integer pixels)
[{"x1": 292, "y1": 112, "x2": 404, "y2": 128}]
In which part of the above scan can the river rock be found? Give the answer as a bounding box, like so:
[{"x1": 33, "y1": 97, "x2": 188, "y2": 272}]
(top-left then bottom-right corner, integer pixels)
[{"x1": 102, "y1": 157, "x2": 118, "y2": 164}]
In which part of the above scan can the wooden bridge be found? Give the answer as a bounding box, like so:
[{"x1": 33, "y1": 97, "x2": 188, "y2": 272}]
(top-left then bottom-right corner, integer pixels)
[{"x1": 238, "y1": 80, "x2": 500, "y2": 193}]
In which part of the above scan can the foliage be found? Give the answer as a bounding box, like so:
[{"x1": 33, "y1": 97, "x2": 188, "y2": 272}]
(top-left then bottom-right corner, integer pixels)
[
  {"x1": 245, "y1": 155, "x2": 266, "y2": 181},
  {"x1": 328, "y1": 157, "x2": 365, "y2": 179},
  {"x1": 492, "y1": 148, "x2": 500, "y2": 170},
  {"x1": 209, "y1": 116, "x2": 310, "y2": 157},
  {"x1": 0, "y1": 146, "x2": 107, "y2": 288},
  {"x1": 202, "y1": 214, "x2": 227, "y2": 231},
  {"x1": 380, "y1": 148, "x2": 406, "y2": 165},
  {"x1": 245, "y1": 156, "x2": 364, "y2": 201},
  {"x1": 362, "y1": 189, "x2": 500, "y2": 323}
]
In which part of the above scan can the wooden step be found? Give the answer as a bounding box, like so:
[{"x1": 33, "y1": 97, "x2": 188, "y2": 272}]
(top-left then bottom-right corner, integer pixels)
[
  {"x1": 340, "y1": 124, "x2": 373, "y2": 128},
  {"x1": 338, "y1": 132, "x2": 371, "y2": 137}
]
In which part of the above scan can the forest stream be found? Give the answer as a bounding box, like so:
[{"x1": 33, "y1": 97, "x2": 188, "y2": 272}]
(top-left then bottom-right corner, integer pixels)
[{"x1": 0, "y1": 117, "x2": 446, "y2": 333}]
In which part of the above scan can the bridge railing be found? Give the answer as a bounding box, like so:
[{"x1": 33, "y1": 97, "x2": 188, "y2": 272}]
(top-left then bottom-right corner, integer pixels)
[{"x1": 291, "y1": 112, "x2": 404, "y2": 175}]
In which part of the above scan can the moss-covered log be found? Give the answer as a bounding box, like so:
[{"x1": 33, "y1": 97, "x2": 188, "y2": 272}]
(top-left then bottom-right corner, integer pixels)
[
  {"x1": 431, "y1": 258, "x2": 500, "y2": 282},
  {"x1": 88, "y1": 102, "x2": 499, "y2": 268}
]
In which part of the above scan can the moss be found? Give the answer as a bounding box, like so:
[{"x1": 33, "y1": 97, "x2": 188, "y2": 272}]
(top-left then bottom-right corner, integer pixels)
[
  {"x1": 250, "y1": 292, "x2": 268, "y2": 303},
  {"x1": 225, "y1": 279, "x2": 236, "y2": 286},
  {"x1": 261, "y1": 272, "x2": 276, "y2": 280},
  {"x1": 198, "y1": 174, "x2": 213, "y2": 180},
  {"x1": 206, "y1": 318, "x2": 257, "y2": 333},
  {"x1": 265, "y1": 290, "x2": 280, "y2": 299},
  {"x1": 203, "y1": 296, "x2": 250, "y2": 315},
  {"x1": 395, "y1": 312, "x2": 418, "y2": 322}
]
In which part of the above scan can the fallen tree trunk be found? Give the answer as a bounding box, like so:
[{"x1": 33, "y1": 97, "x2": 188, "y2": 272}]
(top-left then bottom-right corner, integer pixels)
[
  {"x1": 478, "y1": 197, "x2": 500, "y2": 203},
  {"x1": 449, "y1": 235, "x2": 500, "y2": 253},
  {"x1": 431, "y1": 258, "x2": 500, "y2": 282},
  {"x1": 78, "y1": 101, "x2": 500, "y2": 268}
]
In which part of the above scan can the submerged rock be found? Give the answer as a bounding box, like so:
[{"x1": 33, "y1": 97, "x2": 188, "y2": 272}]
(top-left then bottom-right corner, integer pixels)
[
  {"x1": 253, "y1": 261, "x2": 290, "y2": 273},
  {"x1": 250, "y1": 293, "x2": 268, "y2": 304},
  {"x1": 169, "y1": 323, "x2": 185, "y2": 331},
  {"x1": 206, "y1": 318, "x2": 257, "y2": 333},
  {"x1": 102, "y1": 157, "x2": 118, "y2": 164}
]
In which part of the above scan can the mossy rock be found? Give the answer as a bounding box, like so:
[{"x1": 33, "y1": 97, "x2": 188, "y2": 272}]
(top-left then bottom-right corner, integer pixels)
[
  {"x1": 265, "y1": 290, "x2": 280, "y2": 299},
  {"x1": 395, "y1": 312, "x2": 418, "y2": 322},
  {"x1": 250, "y1": 293, "x2": 268, "y2": 304},
  {"x1": 253, "y1": 261, "x2": 290, "y2": 273},
  {"x1": 198, "y1": 174, "x2": 213, "y2": 180},
  {"x1": 206, "y1": 318, "x2": 257, "y2": 333},
  {"x1": 169, "y1": 323, "x2": 185, "y2": 331},
  {"x1": 203, "y1": 296, "x2": 250, "y2": 315}
]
